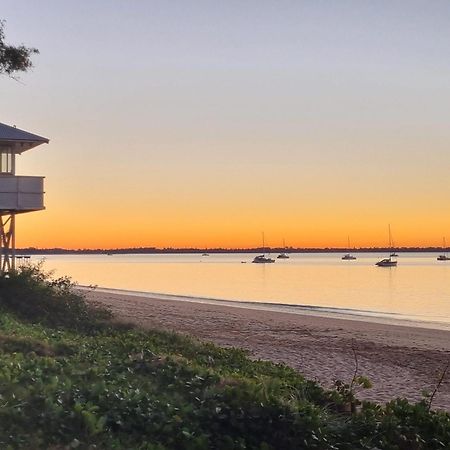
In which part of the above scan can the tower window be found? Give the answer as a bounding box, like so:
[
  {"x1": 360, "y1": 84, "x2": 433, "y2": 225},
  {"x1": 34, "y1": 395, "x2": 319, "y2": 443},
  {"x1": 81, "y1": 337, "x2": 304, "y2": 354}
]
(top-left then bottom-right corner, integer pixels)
[{"x1": 0, "y1": 149, "x2": 13, "y2": 174}]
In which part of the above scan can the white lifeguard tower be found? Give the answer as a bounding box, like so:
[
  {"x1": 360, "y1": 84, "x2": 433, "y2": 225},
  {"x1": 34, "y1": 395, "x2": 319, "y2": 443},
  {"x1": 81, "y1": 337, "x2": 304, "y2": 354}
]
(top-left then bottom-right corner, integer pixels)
[{"x1": 0, "y1": 122, "x2": 48, "y2": 274}]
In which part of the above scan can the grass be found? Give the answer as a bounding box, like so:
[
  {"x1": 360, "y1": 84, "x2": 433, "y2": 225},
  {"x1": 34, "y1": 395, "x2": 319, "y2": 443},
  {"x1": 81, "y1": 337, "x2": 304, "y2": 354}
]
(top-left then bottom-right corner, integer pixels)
[{"x1": 0, "y1": 265, "x2": 449, "y2": 449}]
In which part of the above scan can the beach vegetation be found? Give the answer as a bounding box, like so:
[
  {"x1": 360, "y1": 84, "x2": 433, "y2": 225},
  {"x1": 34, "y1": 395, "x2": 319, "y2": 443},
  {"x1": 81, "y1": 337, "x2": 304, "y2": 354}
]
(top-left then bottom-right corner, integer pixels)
[{"x1": 0, "y1": 265, "x2": 449, "y2": 449}]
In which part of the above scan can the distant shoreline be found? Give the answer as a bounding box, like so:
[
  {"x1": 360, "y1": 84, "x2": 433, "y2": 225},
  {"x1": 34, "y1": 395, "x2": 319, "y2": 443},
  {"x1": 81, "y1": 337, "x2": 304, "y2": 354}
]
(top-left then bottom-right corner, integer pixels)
[{"x1": 16, "y1": 247, "x2": 447, "y2": 255}]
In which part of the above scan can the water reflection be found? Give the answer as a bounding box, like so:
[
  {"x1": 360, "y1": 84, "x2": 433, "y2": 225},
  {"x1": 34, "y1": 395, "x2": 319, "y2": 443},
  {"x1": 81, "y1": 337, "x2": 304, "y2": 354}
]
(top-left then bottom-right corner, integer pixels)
[{"x1": 36, "y1": 253, "x2": 450, "y2": 325}]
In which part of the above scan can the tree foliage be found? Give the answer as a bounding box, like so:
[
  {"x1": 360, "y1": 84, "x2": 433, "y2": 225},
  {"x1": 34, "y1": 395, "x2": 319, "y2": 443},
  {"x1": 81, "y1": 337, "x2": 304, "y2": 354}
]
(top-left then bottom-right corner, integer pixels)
[{"x1": 0, "y1": 20, "x2": 39, "y2": 76}]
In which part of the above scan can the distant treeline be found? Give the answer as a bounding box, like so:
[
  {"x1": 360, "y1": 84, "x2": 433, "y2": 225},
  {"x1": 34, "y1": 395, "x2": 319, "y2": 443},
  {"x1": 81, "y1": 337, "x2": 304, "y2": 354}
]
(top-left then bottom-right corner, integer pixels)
[{"x1": 16, "y1": 246, "x2": 446, "y2": 255}]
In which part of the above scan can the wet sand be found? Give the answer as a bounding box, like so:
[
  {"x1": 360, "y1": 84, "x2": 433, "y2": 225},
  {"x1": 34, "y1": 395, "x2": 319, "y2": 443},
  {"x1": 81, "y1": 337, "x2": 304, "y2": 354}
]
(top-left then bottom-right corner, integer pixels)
[{"x1": 85, "y1": 289, "x2": 450, "y2": 410}]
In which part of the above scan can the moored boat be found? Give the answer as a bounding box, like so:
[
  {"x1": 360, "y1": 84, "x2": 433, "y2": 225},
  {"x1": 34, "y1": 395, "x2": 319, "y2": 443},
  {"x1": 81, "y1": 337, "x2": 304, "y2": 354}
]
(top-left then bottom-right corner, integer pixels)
[
  {"x1": 376, "y1": 225, "x2": 398, "y2": 267},
  {"x1": 437, "y1": 237, "x2": 450, "y2": 261},
  {"x1": 253, "y1": 254, "x2": 275, "y2": 263},
  {"x1": 252, "y1": 232, "x2": 275, "y2": 264},
  {"x1": 277, "y1": 238, "x2": 290, "y2": 259},
  {"x1": 342, "y1": 236, "x2": 357, "y2": 260},
  {"x1": 376, "y1": 257, "x2": 397, "y2": 267}
]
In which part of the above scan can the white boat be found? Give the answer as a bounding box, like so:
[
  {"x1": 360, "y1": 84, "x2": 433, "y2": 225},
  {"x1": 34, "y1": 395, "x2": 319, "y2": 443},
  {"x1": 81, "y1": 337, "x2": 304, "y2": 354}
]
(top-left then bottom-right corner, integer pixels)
[
  {"x1": 376, "y1": 257, "x2": 397, "y2": 267},
  {"x1": 277, "y1": 238, "x2": 290, "y2": 259},
  {"x1": 437, "y1": 237, "x2": 450, "y2": 261},
  {"x1": 376, "y1": 225, "x2": 397, "y2": 267},
  {"x1": 252, "y1": 232, "x2": 275, "y2": 264},
  {"x1": 342, "y1": 236, "x2": 357, "y2": 260},
  {"x1": 253, "y1": 254, "x2": 275, "y2": 263}
]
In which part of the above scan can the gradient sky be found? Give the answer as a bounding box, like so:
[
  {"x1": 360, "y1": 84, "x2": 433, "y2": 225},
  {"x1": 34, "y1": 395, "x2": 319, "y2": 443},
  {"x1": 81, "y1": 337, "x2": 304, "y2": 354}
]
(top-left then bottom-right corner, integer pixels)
[{"x1": 1, "y1": 1, "x2": 450, "y2": 249}]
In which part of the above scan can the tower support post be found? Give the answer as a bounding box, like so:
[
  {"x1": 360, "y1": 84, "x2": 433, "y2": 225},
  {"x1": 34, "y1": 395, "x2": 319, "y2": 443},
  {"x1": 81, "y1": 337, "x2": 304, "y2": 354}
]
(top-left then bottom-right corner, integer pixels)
[{"x1": 0, "y1": 213, "x2": 15, "y2": 274}]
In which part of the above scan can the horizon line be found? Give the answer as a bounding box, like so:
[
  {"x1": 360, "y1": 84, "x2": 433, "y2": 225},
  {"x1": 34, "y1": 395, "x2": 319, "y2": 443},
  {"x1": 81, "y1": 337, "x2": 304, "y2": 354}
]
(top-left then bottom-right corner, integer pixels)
[{"x1": 15, "y1": 245, "x2": 448, "y2": 254}]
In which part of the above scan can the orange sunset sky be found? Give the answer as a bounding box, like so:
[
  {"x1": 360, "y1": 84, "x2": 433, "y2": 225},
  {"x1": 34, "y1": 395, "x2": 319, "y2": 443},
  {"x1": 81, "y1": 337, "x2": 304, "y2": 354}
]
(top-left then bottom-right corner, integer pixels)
[{"x1": 1, "y1": 1, "x2": 450, "y2": 249}]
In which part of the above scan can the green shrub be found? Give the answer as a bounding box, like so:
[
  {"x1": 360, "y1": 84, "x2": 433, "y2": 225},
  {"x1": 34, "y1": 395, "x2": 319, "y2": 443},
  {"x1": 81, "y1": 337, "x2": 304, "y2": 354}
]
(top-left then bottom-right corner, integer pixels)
[{"x1": 0, "y1": 263, "x2": 110, "y2": 330}]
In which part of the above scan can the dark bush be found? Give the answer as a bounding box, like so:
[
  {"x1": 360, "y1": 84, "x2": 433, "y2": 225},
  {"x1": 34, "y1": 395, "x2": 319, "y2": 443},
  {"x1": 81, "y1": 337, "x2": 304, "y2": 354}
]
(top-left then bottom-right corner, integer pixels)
[{"x1": 0, "y1": 263, "x2": 110, "y2": 330}]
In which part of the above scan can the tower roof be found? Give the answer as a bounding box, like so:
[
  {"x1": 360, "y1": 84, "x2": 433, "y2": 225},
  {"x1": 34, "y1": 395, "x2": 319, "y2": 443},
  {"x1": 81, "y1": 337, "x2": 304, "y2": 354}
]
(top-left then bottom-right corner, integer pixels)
[{"x1": 0, "y1": 122, "x2": 49, "y2": 153}]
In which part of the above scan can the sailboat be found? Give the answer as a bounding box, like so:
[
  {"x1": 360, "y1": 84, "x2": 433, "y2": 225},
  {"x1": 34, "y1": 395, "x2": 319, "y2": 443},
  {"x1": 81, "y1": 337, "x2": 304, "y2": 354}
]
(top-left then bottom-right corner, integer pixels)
[
  {"x1": 277, "y1": 238, "x2": 290, "y2": 259},
  {"x1": 342, "y1": 236, "x2": 357, "y2": 260},
  {"x1": 252, "y1": 232, "x2": 275, "y2": 264},
  {"x1": 376, "y1": 224, "x2": 397, "y2": 267},
  {"x1": 437, "y1": 237, "x2": 450, "y2": 261}
]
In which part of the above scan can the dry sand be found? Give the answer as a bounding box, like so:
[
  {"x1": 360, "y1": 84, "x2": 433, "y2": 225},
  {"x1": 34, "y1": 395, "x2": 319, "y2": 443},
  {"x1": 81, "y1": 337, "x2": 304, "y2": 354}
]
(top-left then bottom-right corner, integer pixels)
[{"x1": 85, "y1": 289, "x2": 450, "y2": 410}]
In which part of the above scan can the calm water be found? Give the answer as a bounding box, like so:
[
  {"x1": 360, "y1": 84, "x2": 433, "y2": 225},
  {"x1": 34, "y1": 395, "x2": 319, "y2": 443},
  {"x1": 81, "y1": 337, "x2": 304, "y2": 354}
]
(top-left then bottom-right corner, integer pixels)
[{"x1": 32, "y1": 253, "x2": 450, "y2": 328}]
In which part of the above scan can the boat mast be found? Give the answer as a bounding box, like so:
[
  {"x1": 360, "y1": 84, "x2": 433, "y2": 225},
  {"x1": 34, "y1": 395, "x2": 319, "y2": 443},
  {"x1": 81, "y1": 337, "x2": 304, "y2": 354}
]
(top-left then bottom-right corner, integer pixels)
[
  {"x1": 388, "y1": 224, "x2": 392, "y2": 249},
  {"x1": 388, "y1": 224, "x2": 394, "y2": 258}
]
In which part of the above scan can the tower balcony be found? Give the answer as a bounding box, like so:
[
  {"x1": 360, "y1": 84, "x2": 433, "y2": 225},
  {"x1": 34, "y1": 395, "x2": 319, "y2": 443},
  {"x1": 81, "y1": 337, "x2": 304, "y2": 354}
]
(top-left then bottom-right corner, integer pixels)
[{"x1": 0, "y1": 175, "x2": 45, "y2": 213}]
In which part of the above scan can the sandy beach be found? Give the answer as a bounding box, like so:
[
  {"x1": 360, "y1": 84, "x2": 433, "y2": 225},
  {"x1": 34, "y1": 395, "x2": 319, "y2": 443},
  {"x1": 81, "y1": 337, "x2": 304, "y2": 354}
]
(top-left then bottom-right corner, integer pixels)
[{"x1": 86, "y1": 289, "x2": 450, "y2": 410}]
